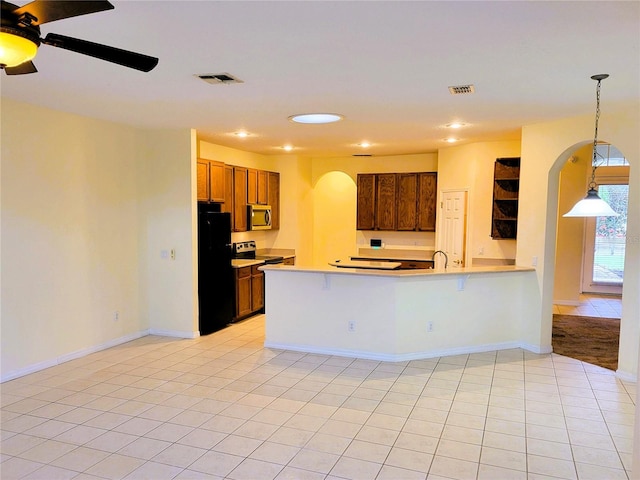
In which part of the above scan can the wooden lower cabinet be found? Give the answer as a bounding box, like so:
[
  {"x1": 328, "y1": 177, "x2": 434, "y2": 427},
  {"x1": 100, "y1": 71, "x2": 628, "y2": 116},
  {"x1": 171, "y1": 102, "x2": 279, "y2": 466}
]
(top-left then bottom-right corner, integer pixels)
[
  {"x1": 283, "y1": 257, "x2": 295, "y2": 265},
  {"x1": 234, "y1": 266, "x2": 252, "y2": 319},
  {"x1": 234, "y1": 264, "x2": 265, "y2": 320}
]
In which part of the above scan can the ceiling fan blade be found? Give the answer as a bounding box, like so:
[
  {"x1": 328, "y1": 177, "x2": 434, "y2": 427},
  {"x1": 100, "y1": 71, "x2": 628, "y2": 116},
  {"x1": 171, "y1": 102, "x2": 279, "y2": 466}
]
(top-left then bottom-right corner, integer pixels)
[
  {"x1": 4, "y1": 61, "x2": 38, "y2": 75},
  {"x1": 43, "y1": 33, "x2": 159, "y2": 72},
  {"x1": 13, "y1": 1, "x2": 114, "y2": 26}
]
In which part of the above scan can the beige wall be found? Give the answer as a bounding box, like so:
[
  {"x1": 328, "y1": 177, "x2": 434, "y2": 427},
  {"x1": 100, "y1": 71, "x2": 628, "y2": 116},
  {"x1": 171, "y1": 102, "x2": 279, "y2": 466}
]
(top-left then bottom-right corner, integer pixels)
[
  {"x1": 519, "y1": 107, "x2": 639, "y2": 379},
  {"x1": 1, "y1": 99, "x2": 147, "y2": 378},
  {"x1": 437, "y1": 140, "x2": 522, "y2": 264},
  {"x1": 310, "y1": 153, "x2": 438, "y2": 265},
  {"x1": 554, "y1": 144, "x2": 591, "y2": 304}
]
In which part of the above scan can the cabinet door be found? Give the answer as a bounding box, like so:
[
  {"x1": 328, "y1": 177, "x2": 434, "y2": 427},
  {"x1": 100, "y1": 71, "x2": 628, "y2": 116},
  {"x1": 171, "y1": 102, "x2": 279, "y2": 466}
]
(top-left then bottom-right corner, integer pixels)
[
  {"x1": 376, "y1": 174, "x2": 397, "y2": 230},
  {"x1": 197, "y1": 160, "x2": 209, "y2": 202},
  {"x1": 356, "y1": 174, "x2": 376, "y2": 230},
  {"x1": 235, "y1": 267, "x2": 252, "y2": 318},
  {"x1": 268, "y1": 171, "x2": 280, "y2": 229},
  {"x1": 397, "y1": 173, "x2": 418, "y2": 231},
  {"x1": 283, "y1": 257, "x2": 295, "y2": 265},
  {"x1": 233, "y1": 167, "x2": 248, "y2": 232},
  {"x1": 209, "y1": 160, "x2": 225, "y2": 203},
  {"x1": 247, "y1": 168, "x2": 258, "y2": 205},
  {"x1": 417, "y1": 172, "x2": 437, "y2": 231},
  {"x1": 257, "y1": 170, "x2": 269, "y2": 205},
  {"x1": 222, "y1": 165, "x2": 234, "y2": 228},
  {"x1": 251, "y1": 266, "x2": 264, "y2": 311}
]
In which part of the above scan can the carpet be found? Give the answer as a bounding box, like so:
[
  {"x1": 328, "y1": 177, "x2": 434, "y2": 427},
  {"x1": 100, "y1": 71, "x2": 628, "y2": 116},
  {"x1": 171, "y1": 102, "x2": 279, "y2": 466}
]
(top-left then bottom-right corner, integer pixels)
[{"x1": 552, "y1": 314, "x2": 620, "y2": 371}]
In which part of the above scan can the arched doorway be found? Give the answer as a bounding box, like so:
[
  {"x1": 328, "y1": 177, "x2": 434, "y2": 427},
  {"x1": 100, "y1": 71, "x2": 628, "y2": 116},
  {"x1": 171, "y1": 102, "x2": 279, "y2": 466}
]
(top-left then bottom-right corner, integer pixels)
[{"x1": 551, "y1": 142, "x2": 630, "y2": 372}]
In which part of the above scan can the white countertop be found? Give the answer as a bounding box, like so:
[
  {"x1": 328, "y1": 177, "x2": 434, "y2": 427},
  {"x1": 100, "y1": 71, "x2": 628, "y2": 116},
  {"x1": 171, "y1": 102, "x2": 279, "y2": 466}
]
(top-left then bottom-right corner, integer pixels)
[{"x1": 261, "y1": 264, "x2": 535, "y2": 277}]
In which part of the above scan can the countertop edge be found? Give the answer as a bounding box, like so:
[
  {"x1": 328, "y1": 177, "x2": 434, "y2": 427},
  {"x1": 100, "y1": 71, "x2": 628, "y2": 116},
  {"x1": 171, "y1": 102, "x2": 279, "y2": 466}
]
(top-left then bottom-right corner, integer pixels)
[{"x1": 260, "y1": 264, "x2": 536, "y2": 277}]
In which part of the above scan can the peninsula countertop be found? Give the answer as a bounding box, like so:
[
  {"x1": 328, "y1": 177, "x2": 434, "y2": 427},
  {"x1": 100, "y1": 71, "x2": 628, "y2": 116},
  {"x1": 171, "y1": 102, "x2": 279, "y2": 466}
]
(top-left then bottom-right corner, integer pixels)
[{"x1": 260, "y1": 263, "x2": 535, "y2": 277}]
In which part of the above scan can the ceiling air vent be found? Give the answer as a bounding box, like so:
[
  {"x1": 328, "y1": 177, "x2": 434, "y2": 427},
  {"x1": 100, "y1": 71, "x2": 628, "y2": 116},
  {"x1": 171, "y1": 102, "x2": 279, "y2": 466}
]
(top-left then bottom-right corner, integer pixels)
[
  {"x1": 353, "y1": 154, "x2": 373, "y2": 157},
  {"x1": 197, "y1": 73, "x2": 244, "y2": 85},
  {"x1": 448, "y1": 84, "x2": 475, "y2": 95}
]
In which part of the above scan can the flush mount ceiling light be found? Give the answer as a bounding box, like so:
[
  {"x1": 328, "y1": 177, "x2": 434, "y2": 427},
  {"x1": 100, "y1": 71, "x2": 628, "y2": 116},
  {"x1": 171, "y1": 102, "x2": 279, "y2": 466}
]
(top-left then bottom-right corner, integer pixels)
[
  {"x1": 564, "y1": 74, "x2": 619, "y2": 218},
  {"x1": 289, "y1": 113, "x2": 343, "y2": 124}
]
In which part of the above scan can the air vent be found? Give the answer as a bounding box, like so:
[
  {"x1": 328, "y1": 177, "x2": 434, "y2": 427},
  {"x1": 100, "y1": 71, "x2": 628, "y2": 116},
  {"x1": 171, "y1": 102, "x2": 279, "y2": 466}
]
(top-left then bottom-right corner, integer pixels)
[
  {"x1": 196, "y1": 73, "x2": 244, "y2": 85},
  {"x1": 448, "y1": 84, "x2": 475, "y2": 95},
  {"x1": 352, "y1": 154, "x2": 373, "y2": 157}
]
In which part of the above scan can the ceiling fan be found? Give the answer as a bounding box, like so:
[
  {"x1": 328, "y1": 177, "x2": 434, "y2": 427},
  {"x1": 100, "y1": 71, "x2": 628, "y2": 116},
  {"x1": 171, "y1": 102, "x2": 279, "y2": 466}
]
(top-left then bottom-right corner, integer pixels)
[{"x1": 0, "y1": 0, "x2": 158, "y2": 75}]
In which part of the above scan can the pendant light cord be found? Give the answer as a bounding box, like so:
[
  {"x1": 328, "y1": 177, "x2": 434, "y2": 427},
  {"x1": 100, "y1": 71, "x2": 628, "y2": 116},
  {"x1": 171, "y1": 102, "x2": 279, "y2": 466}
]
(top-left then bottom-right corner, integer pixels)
[{"x1": 589, "y1": 75, "x2": 606, "y2": 190}]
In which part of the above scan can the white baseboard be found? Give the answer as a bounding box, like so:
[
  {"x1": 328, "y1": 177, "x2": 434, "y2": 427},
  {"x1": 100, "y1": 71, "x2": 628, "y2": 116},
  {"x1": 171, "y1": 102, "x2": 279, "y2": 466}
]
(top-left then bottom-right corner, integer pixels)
[
  {"x1": 1, "y1": 329, "x2": 150, "y2": 383},
  {"x1": 615, "y1": 369, "x2": 637, "y2": 383},
  {"x1": 148, "y1": 328, "x2": 200, "y2": 339},
  {"x1": 264, "y1": 341, "x2": 545, "y2": 363}
]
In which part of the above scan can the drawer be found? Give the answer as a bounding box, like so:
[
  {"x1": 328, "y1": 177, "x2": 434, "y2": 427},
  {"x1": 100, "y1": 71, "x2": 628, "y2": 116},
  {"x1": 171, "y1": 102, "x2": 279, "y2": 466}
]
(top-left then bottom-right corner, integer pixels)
[
  {"x1": 236, "y1": 266, "x2": 251, "y2": 278},
  {"x1": 251, "y1": 264, "x2": 264, "y2": 275}
]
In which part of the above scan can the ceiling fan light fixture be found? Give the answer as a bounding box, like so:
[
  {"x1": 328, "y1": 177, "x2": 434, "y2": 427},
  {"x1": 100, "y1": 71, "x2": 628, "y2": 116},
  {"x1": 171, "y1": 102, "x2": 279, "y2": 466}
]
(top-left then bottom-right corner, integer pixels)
[
  {"x1": 0, "y1": 30, "x2": 38, "y2": 67},
  {"x1": 289, "y1": 113, "x2": 343, "y2": 124}
]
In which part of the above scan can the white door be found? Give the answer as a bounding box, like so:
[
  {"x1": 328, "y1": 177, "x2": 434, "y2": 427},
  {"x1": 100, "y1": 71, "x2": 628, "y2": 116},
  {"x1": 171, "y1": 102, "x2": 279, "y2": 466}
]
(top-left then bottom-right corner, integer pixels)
[{"x1": 439, "y1": 190, "x2": 468, "y2": 267}]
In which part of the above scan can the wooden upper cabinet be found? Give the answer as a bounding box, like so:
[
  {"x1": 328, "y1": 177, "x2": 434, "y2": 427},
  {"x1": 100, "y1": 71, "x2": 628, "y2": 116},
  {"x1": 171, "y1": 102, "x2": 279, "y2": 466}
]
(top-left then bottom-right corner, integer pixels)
[
  {"x1": 397, "y1": 173, "x2": 418, "y2": 231},
  {"x1": 257, "y1": 170, "x2": 269, "y2": 205},
  {"x1": 197, "y1": 158, "x2": 225, "y2": 203},
  {"x1": 209, "y1": 160, "x2": 225, "y2": 203},
  {"x1": 222, "y1": 165, "x2": 234, "y2": 228},
  {"x1": 197, "y1": 160, "x2": 210, "y2": 202},
  {"x1": 268, "y1": 171, "x2": 280, "y2": 229},
  {"x1": 247, "y1": 168, "x2": 258, "y2": 205},
  {"x1": 356, "y1": 174, "x2": 376, "y2": 230},
  {"x1": 357, "y1": 171, "x2": 437, "y2": 231},
  {"x1": 375, "y1": 173, "x2": 397, "y2": 230},
  {"x1": 233, "y1": 166, "x2": 248, "y2": 232},
  {"x1": 417, "y1": 172, "x2": 437, "y2": 231}
]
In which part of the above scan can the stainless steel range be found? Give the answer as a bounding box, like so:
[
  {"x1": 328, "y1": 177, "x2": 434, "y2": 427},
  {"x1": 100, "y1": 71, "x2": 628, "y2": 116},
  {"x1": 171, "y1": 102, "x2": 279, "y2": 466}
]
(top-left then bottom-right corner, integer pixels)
[{"x1": 232, "y1": 240, "x2": 284, "y2": 264}]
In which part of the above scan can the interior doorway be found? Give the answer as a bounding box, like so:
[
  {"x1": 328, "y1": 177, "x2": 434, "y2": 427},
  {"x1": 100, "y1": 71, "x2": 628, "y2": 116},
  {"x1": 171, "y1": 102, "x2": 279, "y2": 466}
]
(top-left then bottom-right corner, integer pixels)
[{"x1": 438, "y1": 190, "x2": 468, "y2": 267}]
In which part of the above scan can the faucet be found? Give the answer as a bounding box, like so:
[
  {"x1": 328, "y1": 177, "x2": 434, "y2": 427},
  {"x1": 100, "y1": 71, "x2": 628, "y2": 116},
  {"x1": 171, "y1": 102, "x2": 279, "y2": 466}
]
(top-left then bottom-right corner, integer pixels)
[{"x1": 432, "y1": 250, "x2": 448, "y2": 269}]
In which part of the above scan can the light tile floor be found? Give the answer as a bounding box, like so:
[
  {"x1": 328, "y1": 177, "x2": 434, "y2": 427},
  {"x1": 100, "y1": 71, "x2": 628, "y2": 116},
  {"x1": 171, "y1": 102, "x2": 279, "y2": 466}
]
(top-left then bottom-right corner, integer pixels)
[
  {"x1": 1, "y1": 314, "x2": 635, "y2": 480},
  {"x1": 554, "y1": 293, "x2": 622, "y2": 318}
]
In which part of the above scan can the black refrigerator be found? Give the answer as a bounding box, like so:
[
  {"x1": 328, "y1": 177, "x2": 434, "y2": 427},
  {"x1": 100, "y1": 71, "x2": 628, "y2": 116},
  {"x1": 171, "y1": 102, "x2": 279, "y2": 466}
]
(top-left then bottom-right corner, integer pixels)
[{"x1": 198, "y1": 206, "x2": 234, "y2": 335}]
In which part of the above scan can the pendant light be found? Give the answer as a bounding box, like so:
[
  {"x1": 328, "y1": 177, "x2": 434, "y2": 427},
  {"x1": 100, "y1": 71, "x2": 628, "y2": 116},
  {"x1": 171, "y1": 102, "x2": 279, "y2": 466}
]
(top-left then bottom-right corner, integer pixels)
[{"x1": 563, "y1": 74, "x2": 619, "y2": 217}]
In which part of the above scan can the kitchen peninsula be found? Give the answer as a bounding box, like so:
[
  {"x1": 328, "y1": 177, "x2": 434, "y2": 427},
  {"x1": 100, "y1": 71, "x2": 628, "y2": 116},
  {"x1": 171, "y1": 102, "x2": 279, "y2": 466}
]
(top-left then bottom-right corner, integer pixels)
[{"x1": 261, "y1": 264, "x2": 543, "y2": 361}]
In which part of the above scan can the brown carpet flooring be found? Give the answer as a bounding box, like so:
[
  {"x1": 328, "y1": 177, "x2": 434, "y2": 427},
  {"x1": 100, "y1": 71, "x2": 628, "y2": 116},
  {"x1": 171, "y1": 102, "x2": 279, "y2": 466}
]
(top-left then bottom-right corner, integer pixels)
[{"x1": 552, "y1": 314, "x2": 620, "y2": 371}]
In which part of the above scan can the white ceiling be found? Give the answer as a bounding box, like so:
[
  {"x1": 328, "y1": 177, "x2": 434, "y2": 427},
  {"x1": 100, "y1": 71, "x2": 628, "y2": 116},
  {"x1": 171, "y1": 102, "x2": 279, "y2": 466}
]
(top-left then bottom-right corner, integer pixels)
[{"x1": 2, "y1": 0, "x2": 639, "y2": 157}]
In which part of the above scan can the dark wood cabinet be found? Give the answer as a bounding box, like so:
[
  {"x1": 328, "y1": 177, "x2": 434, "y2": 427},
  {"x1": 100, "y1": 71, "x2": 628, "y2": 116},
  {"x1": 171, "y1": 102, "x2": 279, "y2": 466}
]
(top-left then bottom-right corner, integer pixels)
[
  {"x1": 397, "y1": 173, "x2": 418, "y2": 231},
  {"x1": 283, "y1": 257, "x2": 295, "y2": 265},
  {"x1": 356, "y1": 174, "x2": 376, "y2": 230},
  {"x1": 376, "y1": 174, "x2": 397, "y2": 230},
  {"x1": 491, "y1": 157, "x2": 520, "y2": 239},
  {"x1": 233, "y1": 167, "x2": 248, "y2": 232},
  {"x1": 357, "y1": 171, "x2": 437, "y2": 232},
  {"x1": 417, "y1": 172, "x2": 437, "y2": 231},
  {"x1": 268, "y1": 171, "x2": 280, "y2": 229}
]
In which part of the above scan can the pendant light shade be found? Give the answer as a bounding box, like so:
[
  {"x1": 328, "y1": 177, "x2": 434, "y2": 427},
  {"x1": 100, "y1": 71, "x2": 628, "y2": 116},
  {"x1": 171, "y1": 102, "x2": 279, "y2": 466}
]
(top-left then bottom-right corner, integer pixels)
[
  {"x1": 563, "y1": 74, "x2": 619, "y2": 218},
  {"x1": 563, "y1": 187, "x2": 619, "y2": 217}
]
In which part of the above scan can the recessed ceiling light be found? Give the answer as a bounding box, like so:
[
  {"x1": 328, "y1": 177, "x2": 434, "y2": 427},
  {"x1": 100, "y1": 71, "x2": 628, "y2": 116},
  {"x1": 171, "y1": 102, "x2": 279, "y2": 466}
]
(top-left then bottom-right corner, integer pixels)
[
  {"x1": 234, "y1": 131, "x2": 250, "y2": 138},
  {"x1": 358, "y1": 142, "x2": 371, "y2": 148},
  {"x1": 289, "y1": 113, "x2": 344, "y2": 124},
  {"x1": 444, "y1": 137, "x2": 458, "y2": 143},
  {"x1": 446, "y1": 122, "x2": 466, "y2": 129},
  {"x1": 282, "y1": 145, "x2": 294, "y2": 151}
]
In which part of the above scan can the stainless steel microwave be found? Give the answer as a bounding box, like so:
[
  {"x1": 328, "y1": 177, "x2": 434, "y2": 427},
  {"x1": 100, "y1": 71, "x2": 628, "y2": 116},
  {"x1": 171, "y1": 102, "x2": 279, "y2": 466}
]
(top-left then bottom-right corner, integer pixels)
[{"x1": 247, "y1": 204, "x2": 272, "y2": 230}]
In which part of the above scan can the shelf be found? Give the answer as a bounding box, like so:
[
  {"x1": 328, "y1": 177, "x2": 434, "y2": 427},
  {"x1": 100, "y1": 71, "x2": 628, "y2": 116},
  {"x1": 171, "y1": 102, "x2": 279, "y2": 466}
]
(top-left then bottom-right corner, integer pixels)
[{"x1": 491, "y1": 157, "x2": 520, "y2": 239}]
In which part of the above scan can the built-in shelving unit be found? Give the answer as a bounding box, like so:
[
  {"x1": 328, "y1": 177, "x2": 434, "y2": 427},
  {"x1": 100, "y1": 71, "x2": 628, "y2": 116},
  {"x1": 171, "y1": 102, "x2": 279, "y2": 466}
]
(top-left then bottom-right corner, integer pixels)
[{"x1": 491, "y1": 157, "x2": 520, "y2": 239}]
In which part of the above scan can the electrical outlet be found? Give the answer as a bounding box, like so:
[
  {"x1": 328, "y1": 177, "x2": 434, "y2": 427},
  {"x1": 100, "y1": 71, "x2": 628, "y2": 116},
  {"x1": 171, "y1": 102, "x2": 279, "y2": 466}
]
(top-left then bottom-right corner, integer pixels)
[
  {"x1": 171, "y1": 249, "x2": 176, "y2": 260},
  {"x1": 348, "y1": 321, "x2": 356, "y2": 332},
  {"x1": 114, "y1": 311, "x2": 120, "y2": 321},
  {"x1": 427, "y1": 321, "x2": 433, "y2": 332}
]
